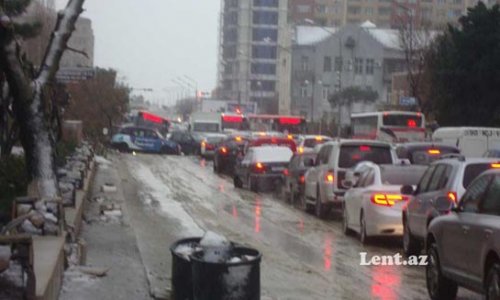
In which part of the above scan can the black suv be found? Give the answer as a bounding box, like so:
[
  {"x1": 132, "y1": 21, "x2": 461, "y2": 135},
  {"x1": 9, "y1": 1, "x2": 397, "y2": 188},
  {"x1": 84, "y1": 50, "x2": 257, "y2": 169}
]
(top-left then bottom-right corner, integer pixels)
[{"x1": 213, "y1": 135, "x2": 249, "y2": 176}]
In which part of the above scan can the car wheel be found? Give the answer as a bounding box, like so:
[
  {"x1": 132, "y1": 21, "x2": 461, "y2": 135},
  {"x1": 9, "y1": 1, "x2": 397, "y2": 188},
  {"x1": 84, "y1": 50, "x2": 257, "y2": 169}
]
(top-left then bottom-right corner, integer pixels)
[
  {"x1": 342, "y1": 205, "x2": 355, "y2": 236},
  {"x1": 359, "y1": 211, "x2": 370, "y2": 244},
  {"x1": 315, "y1": 185, "x2": 329, "y2": 219},
  {"x1": 403, "y1": 219, "x2": 422, "y2": 257},
  {"x1": 248, "y1": 176, "x2": 259, "y2": 193},
  {"x1": 426, "y1": 243, "x2": 458, "y2": 300},
  {"x1": 117, "y1": 143, "x2": 129, "y2": 153},
  {"x1": 233, "y1": 176, "x2": 243, "y2": 189},
  {"x1": 486, "y1": 262, "x2": 500, "y2": 300}
]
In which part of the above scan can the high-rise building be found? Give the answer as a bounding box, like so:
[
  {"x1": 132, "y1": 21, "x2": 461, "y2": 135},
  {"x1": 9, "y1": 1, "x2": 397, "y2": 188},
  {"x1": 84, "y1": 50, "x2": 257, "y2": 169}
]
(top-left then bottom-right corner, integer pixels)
[
  {"x1": 216, "y1": 0, "x2": 288, "y2": 114},
  {"x1": 60, "y1": 17, "x2": 95, "y2": 67},
  {"x1": 288, "y1": 0, "x2": 486, "y2": 29}
]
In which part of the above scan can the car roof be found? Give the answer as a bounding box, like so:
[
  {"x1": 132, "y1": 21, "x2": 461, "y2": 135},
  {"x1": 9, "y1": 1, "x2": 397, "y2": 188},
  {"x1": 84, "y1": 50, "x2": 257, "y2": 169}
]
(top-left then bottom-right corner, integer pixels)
[
  {"x1": 379, "y1": 164, "x2": 428, "y2": 172},
  {"x1": 433, "y1": 157, "x2": 500, "y2": 165},
  {"x1": 321, "y1": 139, "x2": 392, "y2": 148},
  {"x1": 396, "y1": 142, "x2": 459, "y2": 151}
]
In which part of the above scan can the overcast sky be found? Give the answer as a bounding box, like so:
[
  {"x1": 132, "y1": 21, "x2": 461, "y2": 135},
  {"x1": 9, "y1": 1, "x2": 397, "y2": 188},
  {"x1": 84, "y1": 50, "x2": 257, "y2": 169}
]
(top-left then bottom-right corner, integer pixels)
[{"x1": 56, "y1": 0, "x2": 220, "y2": 105}]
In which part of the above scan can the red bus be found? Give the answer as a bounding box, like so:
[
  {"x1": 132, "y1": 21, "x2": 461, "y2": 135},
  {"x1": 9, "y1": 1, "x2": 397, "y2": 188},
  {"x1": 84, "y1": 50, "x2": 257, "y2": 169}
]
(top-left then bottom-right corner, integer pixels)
[
  {"x1": 246, "y1": 114, "x2": 306, "y2": 134},
  {"x1": 136, "y1": 111, "x2": 171, "y2": 135},
  {"x1": 221, "y1": 113, "x2": 249, "y2": 131}
]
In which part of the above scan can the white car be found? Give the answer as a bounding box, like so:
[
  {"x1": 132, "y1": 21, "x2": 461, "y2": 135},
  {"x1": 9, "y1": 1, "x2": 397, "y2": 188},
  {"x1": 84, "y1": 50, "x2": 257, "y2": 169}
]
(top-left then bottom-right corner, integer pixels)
[
  {"x1": 343, "y1": 163, "x2": 427, "y2": 244},
  {"x1": 296, "y1": 135, "x2": 332, "y2": 153}
]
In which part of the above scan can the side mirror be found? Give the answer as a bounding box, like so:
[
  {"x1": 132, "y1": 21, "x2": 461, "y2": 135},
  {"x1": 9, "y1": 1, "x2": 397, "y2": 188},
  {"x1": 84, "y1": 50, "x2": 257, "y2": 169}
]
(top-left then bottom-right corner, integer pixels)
[
  {"x1": 435, "y1": 196, "x2": 454, "y2": 213},
  {"x1": 401, "y1": 185, "x2": 414, "y2": 195},
  {"x1": 342, "y1": 179, "x2": 353, "y2": 189}
]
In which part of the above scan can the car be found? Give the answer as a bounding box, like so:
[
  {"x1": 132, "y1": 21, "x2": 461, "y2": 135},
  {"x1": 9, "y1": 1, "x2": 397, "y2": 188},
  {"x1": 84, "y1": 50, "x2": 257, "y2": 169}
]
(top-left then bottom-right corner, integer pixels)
[
  {"x1": 303, "y1": 139, "x2": 398, "y2": 218},
  {"x1": 168, "y1": 131, "x2": 204, "y2": 155},
  {"x1": 394, "y1": 142, "x2": 460, "y2": 165},
  {"x1": 401, "y1": 156, "x2": 500, "y2": 256},
  {"x1": 213, "y1": 135, "x2": 250, "y2": 175},
  {"x1": 200, "y1": 134, "x2": 227, "y2": 159},
  {"x1": 296, "y1": 135, "x2": 333, "y2": 153},
  {"x1": 111, "y1": 126, "x2": 180, "y2": 154},
  {"x1": 233, "y1": 146, "x2": 293, "y2": 193},
  {"x1": 281, "y1": 152, "x2": 317, "y2": 206},
  {"x1": 343, "y1": 163, "x2": 427, "y2": 244},
  {"x1": 426, "y1": 169, "x2": 500, "y2": 300}
]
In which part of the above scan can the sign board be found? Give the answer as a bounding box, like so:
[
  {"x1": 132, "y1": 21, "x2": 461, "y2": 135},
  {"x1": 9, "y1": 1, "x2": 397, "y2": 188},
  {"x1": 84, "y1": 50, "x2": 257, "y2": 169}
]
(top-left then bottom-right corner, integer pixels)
[
  {"x1": 399, "y1": 96, "x2": 417, "y2": 106},
  {"x1": 56, "y1": 67, "x2": 95, "y2": 83}
]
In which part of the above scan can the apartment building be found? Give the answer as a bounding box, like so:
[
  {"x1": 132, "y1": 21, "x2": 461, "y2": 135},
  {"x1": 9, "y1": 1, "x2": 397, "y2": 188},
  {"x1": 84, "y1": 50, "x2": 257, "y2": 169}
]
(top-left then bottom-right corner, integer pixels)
[
  {"x1": 216, "y1": 0, "x2": 289, "y2": 114},
  {"x1": 288, "y1": 0, "x2": 486, "y2": 28}
]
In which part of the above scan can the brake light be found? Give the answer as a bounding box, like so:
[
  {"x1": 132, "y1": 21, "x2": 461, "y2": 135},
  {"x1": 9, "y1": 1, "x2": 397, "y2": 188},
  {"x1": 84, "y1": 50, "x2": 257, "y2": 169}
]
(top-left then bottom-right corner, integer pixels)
[
  {"x1": 447, "y1": 191, "x2": 457, "y2": 203},
  {"x1": 299, "y1": 175, "x2": 305, "y2": 184},
  {"x1": 325, "y1": 172, "x2": 334, "y2": 183},
  {"x1": 220, "y1": 147, "x2": 228, "y2": 154},
  {"x1": 235, "y1": 136, "x2": 242, "y2": 142},
  {"x1": 315, "y1": 136, "x2": 323, "y2": 141},
  {"x1": 359, "y1": 145, "x2": 371, "y2": 152},
  {"x1": 407, "y1": 119, "x2": 417, "y2": 127},
  {"x1": 287, "y1": 135, "x2": 293, "y2": 140},
  {"x1": 201, "y1": 141, "x2": 206, "y2": 148},
  {"x1": 428, "y1": 149, "x2": 441, "y2": 155},
  {"x1": 298, "y1": 146, "x2": 304, "y2": 154},
  {"x1": 491, "y1": 163, "x2": 500, "y2": 168},
  {"x1": 253, "y1": 162, "x2": 266, "y2": 173},
  {"x1": 371, "y1": 194, "x2": 408, "y2": 206},
  {"x1": 283, "y1": 169, "x2": 289, "y2": 176}
]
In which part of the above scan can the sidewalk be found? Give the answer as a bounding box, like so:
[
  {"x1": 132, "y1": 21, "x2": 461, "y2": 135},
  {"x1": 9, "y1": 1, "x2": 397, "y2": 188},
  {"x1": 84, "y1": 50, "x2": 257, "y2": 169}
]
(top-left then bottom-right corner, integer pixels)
[{"x1": 59, "y1": 157, "x2": 151, "y2": 300}]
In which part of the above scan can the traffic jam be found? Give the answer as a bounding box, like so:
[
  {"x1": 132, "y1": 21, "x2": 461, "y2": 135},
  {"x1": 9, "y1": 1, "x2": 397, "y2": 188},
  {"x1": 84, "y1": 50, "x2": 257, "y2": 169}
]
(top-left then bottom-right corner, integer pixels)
[{"x1": 112, "y1": 110, "x2": 500, "y2": 300}]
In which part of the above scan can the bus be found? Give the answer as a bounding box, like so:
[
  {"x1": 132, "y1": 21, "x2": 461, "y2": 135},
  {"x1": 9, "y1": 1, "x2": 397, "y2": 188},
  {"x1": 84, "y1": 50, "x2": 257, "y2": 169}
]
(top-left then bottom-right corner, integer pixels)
[
  {"x1": 350, "y1": 111, "x2": 426, "y2": 143},
  {"x1": 221, "y1": 113, "x2": 249, "y2": 132},
  {"x1": 246, "y1": 114, "x2": 307, "y2": 134},
  {"x1": 135, "y1": 111, "x2": 171, "y2": 136}
]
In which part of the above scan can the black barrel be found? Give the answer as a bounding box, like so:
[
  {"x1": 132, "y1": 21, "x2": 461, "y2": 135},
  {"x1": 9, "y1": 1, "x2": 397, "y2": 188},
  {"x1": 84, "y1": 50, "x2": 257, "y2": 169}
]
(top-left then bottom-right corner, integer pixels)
[
  {"x1": 191, "y1": 247, "x2": 262, "y2": 300},
  {"x1": 170, "y1": 237, "x2": 201, "y2": 300}
]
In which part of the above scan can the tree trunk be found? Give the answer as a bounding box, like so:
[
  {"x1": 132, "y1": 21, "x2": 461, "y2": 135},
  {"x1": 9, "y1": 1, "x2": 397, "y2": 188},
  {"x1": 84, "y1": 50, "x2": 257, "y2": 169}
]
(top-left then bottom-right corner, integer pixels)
[{"x1": 0, "y1": 0, "x2": 85, "y2": 199}]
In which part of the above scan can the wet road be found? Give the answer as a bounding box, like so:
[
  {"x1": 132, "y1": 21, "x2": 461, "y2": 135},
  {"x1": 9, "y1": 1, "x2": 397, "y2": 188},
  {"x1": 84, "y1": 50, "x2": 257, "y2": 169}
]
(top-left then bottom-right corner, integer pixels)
[{"x1": 120, "y1": 153, "x2": 481, "y2": 300}]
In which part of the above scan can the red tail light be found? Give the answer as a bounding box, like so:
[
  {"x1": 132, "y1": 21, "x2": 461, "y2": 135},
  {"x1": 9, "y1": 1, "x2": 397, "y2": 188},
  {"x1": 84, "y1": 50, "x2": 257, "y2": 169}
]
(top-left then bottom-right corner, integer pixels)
[
  {"x1": 325, "y1": 172, "x2": 334, "y2": 183},
  {"x1": 253, "y1": 162, "x2": 266, "y2": 173},
  {"x1": 491, "y1": 163, "x2": 500, "y2": 168},
  {"x1": 371, "y1": 194, "x2": 408, "y2": 206},
  {"x1": 447, "y1": 191, "x2": 457, "y2": 203},
  {"x1": 299, "y1": 175, "x2": 305, "y2": 184},
  {"x1": 220, "y1": 147, "x2": 228, "y2": 154},
  {"x1": 283, "y1": 168, "x2": 289, "y2": 176},
  {"x1": 206, "y1": 144, "x2": 215, "y2": 150}
]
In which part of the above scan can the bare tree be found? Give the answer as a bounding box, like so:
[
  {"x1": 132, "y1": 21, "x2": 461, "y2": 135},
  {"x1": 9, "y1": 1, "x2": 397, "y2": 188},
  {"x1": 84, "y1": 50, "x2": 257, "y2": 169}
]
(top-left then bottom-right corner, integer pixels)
[
  {"x1": 0, "y1": 0, "x2": 85, "y2": 199},
  {"x1": 396, "y1": 11, "x2": 436, "y2": 111}
]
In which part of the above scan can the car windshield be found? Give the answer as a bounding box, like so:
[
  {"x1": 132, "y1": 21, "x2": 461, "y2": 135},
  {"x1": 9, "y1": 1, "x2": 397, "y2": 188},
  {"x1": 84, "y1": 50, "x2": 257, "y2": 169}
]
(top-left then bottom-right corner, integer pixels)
[
  {"x1": 410, "y1": 148, "x2": 459, "y2": 165},
  {"x1": 463, "y1": 163, "x2": 493, "y2": 188},
  {"x1": 380, "y1": 167, "x2": 427, "y2": 185},
  {"x1": 339, "y1": 145, "x2": 393, "y2": 168},
  {"x1": 303, "y1": 138, "x2": 329, "y2": 148},
  {"x1": 193, "y1": 123, "x2": 219, "y2": 133}
]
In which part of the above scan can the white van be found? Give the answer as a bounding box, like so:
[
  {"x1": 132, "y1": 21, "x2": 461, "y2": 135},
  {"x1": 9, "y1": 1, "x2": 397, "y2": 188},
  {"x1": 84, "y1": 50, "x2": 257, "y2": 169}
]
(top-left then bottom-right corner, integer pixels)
[{"x1": 432, "y1": 127, "x2": 500, "y2": 157}]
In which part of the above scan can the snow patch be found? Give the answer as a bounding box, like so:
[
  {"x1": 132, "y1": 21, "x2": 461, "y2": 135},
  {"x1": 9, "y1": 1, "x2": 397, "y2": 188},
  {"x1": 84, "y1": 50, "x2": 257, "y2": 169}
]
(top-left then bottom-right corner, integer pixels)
[
  {"x1": 129, "y1": 161, "x2": 202, "y2": 236},
  {"x1": 200, "y1": 231, "x2": 230, "y2": 248},
  {"x1": 222, "y1": 265, "x2": 251, "y2": 299},
  {"x1": 95, "y1": 156, "x2": 112, "y2": 165}
]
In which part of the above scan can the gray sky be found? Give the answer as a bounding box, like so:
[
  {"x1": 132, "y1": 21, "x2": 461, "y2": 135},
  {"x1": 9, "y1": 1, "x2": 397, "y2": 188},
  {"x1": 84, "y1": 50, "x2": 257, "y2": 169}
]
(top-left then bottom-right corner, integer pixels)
[{"x1": 57, "y1": 0, "x2": 220, "y2": 105}]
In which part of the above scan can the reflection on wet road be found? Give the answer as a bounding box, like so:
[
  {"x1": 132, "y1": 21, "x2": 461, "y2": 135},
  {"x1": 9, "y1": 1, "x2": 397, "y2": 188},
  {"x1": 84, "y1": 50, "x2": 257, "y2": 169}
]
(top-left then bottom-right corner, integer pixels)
[{"x1": 126, "y1": 154, "x2": 481, "y2": 300}]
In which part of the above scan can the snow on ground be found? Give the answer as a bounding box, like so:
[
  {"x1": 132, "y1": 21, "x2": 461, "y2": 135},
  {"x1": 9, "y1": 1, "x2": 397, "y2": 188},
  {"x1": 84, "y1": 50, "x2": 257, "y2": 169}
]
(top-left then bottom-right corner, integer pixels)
[
  {"x1": 95, "y1": 155, "x2": 112, "y2": 166},
  {"x1": 127, "y1": 159, "x2": 203, "y2": 236}
]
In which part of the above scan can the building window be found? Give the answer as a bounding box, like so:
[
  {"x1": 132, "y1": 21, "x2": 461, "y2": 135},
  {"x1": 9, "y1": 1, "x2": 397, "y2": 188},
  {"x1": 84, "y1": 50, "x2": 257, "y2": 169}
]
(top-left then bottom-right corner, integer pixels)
[
  {"x1": 224, "y1": 12, "x2": 238, "y2": 25},
  {"x1": 301, "y1": 86, "x2": 308, "y2": 98},
  {"x1": 323, "y1": 56, "x2": 332, "y2": 72},
  {"x1": 223, "y1": 28, "x2": 238, "y2": 42},
  {"x1": 253, "y1": 0, "x2": 278, "y2": 8},
  {"x1": 354, "y1": 58, "x2": 364, "y2": 74},
  {"x1": 252, "y1": 45, "x2": 277, "y2": 59},
  {"x1": 334, "y1": 56, "x2": 343, "y2": 71},
  {"x1": 301, "y1": 56, "x2": 309, "y2": 71},
  {"x1": 252, "y1": 28, "x2": 278, "y2": 42},
  {"x1": 251, "y1": 80, "x2": 275, "y2": 91},
  {"x1": 251, "y1": 63, "x2": 276, "y2": 75},
  {"x1": 365, "y1": 59, "x2": 375, "y2": 75},
  {"x1": 252, "y1": 11, "x2": 278, "y2": 25},
  {"x1": 322, "y1": 86, "x2": 330, "y2": 101}
]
